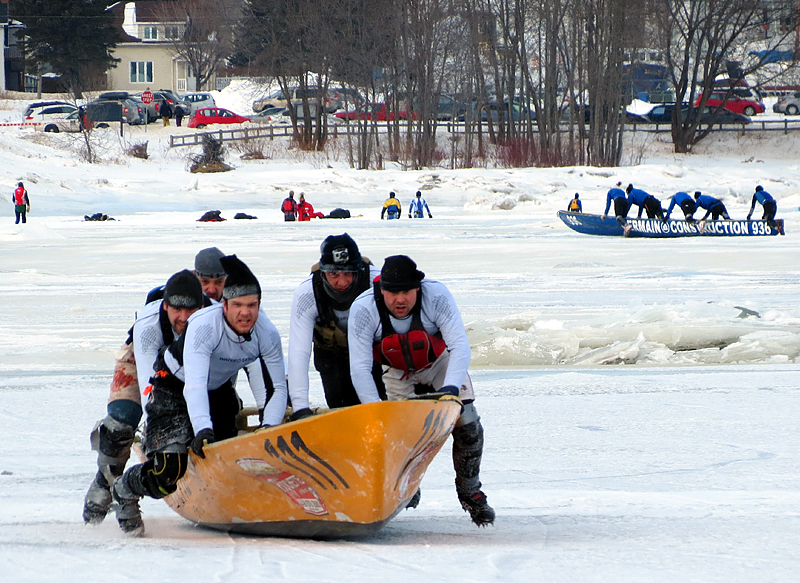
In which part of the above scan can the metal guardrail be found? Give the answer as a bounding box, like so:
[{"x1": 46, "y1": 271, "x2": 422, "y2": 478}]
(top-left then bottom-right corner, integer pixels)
[{"x1": 169, "y1": 117, "x2": 800, "y2": 147}]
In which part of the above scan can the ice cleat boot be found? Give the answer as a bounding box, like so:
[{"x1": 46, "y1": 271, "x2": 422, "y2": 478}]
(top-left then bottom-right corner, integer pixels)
[
  {"x1": 83, "y1": 471, "x2": 112, "y2": 524},
  {"x1": 111, "y1": 476, "x2": 145, "y2": 537},
  {"x1": 405, "y1": 488, "x2": 422, "y2": 510},
  {"x1": 458, "y1": 490, "x2": 495, "y2": 527}
]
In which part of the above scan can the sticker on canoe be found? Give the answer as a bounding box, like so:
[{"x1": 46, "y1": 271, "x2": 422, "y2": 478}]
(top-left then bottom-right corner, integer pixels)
[{"x1": 236, "y1": 458, "x2": 329, "y2": 516}]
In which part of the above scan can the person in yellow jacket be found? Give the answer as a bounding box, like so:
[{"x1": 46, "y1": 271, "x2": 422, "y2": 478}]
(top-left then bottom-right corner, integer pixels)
[
  {"x1": 567, "y1": 193, "x2": 582, "y2": 213},
  {"x1": 381, "y1": 192, "x2": 402, "y2": 220}
]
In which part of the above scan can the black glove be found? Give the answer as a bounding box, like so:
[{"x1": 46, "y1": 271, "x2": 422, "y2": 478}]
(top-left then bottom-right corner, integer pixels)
[
  {"x1": 291, "y1": 407, "x2": 315, "y2": 422},
  {"x1": 190, "y1": 428, "x2": 215, "y2": 459},
  {"x1": 408, "y1": 214, "x2": 412, "y2": 218},
  {"x1": 437, "y1": 385, "x2": 460, "y2": 396},
  {"x1": 428, "y1": 213, "x2": 432, "y2": 218}
]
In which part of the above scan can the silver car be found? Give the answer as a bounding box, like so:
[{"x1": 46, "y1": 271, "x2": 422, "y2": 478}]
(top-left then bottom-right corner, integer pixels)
[
  {"x1": 183, "y1": 92, "x2": 216, "y2": 114},
  {"x1": 773, "y1": 92, "x2": 800, "y2": 115}
]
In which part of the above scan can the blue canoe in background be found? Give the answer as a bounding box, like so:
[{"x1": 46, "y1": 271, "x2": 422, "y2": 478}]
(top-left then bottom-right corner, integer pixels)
[{"x1": 557, "y1": 211, "x2": 785, "y2": 238}]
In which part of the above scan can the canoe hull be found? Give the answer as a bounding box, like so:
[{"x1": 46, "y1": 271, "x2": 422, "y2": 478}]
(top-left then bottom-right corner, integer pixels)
[
  {"x1": 159, "y1": 400, "x2": 461, "y2": 538},
  {"x1": 557, "y1": 210, "x2": 785, "y2": 237}
]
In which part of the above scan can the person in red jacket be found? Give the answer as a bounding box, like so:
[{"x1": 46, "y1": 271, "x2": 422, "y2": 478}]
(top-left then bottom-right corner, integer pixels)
[
  {"x1": 297, "y1": 192, "x2": 324, "y2": 221},
  {"x1": 13, "y1": 182, "x2": 30, "y2": 224}
]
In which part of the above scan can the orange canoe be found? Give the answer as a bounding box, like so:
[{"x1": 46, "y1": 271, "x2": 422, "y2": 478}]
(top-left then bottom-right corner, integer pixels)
[{"x1": 161, "y1": 400, "x2": 461, "y2": 538}]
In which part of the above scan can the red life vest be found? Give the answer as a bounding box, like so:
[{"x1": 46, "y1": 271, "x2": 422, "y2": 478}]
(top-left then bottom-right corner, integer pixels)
[
  {"x1": 14, "y1": 186, "x2": 26, "y2": 206},
  {"x1": 372, "y1": 279, "x2": 447, "y2": 372}
]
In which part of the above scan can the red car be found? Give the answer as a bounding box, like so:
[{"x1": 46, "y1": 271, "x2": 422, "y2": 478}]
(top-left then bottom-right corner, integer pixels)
[
  {"x1": 334, "y1": 102, "x2": 418, "y2": 122},
  {"x1": 693, "y1": 92, "x2": 765, "y2": 116},
  {"x1": 187, "y1": 107, "x2": 250, "y2": 129}
]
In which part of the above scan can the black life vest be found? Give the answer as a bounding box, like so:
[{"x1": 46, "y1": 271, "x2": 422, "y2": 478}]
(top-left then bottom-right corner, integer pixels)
[
  {"x1": 311, "y1": 259, "x2": 372, "y2": 356},
  {"x1": 372, "y1": 279, "x2": 447, "y2": 372}
]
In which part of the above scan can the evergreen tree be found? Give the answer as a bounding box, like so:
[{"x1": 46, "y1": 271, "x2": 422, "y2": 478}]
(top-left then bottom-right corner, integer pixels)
[{"x1": 13, "y1": 0, "x2": 120, "y2": 97}]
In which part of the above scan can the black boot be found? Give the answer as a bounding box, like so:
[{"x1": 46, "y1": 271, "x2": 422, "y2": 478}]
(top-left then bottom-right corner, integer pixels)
[
  {"x1": 405, "y1": 488, "x2": 422, "y2": 510},
  {"x1": 83, "y1": 417, "x2": 134, "y2": 525},
  {"x1": 452, "y1": 419, "x2": 495, "y2": 526},
  {"x1": 111, "y1": 468, "x2": 145, "y2": 537}
]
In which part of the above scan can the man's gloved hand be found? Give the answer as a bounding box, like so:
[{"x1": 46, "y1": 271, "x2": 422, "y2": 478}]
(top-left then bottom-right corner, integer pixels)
[
  {"x1": 190, "y1": 428, "x2": 215, "y2": 459},
  {"x1": 437, "y1": 385, "x2": 460, "y2": 396},
  {"x1": 428, "y1": 213, "x2": 432, "y2": 218},
  {"x1": 290, "y1": 407, "x2": 315, "y2": 422},
  {"x1": 408, "y1": 214, "x2": 412, "y2": 218}
]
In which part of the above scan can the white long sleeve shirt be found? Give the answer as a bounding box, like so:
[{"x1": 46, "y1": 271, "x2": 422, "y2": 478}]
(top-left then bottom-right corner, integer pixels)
[
  {"x1": 287, "y1": 266, "x2": 381, "y2": 409},
  {"x1": 132, "y1": 300, "x2": 172, "y2": 403},
  {"x1": 347, "y1": 279, "x2": 471, "y2": 403},
  {"x1": 164, "y1": 303, "x2": 287, "y2": 432}
]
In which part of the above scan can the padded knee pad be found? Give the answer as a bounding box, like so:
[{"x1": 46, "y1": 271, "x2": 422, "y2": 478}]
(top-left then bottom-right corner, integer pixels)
[
  {"x1": 144, "y1": 452, "x2": 188, "y2": 498},
  {"x1": 91, "y1": 416, "x2": 135, "y2": 463}
]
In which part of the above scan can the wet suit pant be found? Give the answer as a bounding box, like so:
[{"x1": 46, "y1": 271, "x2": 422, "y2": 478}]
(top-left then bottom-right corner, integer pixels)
[{"x1": 314, "y1": 346, "x2": 386, "y2": 408}]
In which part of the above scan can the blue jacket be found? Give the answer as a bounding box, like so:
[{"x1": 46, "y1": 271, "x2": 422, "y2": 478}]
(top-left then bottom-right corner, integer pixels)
[
  {"x1": 694, "y1": 194, "x2": 721, "y2": 210},
  {"x1": 748, "y1": 189, "x2": 775, "y2": 218},
  {"x1": 626, "y1": 188, "x2": 654, "y2": 217},
  {"x1": 665, "y1": 192, "x2": 694, "y2": 219},
  {"x1": 604, "y1": 188, "x2": 626, "y2": 215}
]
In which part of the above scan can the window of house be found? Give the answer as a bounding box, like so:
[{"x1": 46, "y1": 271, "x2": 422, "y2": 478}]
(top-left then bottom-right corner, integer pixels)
[
  {"x1": 130, "y1": 61, "x2": 154, "y2": 84},
  {"x1": 143, "y1": 26, "x2": 158, "y2": 40},
  {"x1": 164, "y1": 26, "x2": 180, "y2": 39}
]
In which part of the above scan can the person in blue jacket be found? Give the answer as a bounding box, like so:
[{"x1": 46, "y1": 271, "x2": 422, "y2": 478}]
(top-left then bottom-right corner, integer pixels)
[
  {"x1": 626, "y1": 184, "x2": 665, "y2": 220},
  {"x1": 567, "y1": 193, "x2": 582, "y2": 213},
  {"x1": 602, "y1": 185, "x2": 629, "y2": 227},
  {"x1": 747, "y1": 185, "x2": 777, "y2": 226},
  {"x1": 664, "y1": 191, "x2": 697, "y2": 222},
  {"x1": 694, "y1": 191, "x2": 731, "y2": 220},
  {"x1": 408, "y1": 191, "x2": 432, "y2": 218}
]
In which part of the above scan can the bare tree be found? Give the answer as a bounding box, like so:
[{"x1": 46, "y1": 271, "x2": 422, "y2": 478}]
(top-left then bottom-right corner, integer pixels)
[
  {"x1": 655, "y1": 0, "x2": 799, "y2": 153},
  {"x1": 155, "y1": 0, "x2": 239, "y2": 91}
]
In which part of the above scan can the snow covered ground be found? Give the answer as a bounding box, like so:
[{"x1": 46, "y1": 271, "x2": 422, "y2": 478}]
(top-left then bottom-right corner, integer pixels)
[{"x1": 1, "y1": 85, "x2": 799, "y2": 582}]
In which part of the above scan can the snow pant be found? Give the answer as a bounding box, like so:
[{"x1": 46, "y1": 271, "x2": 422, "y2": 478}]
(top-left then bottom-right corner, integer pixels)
[
  {"x1": 14, "y1": 204, "x2": 26, "y2": 224},
  {"x1": 313, "y1": 345, "x2": 386, "y2": 408},
  {"x1": 283, "y1": 214, "x2": 296, "y2": 221},
  {"x1": 643, "y1": 196, "x2": 664, "y2": 220},
  {"x1": 162, "y1": 116, "x2": 170, "y2": 126},
  {"x1": 88, "y1": 342, "x2": 143, "y2": 492},
  {"x1": 708, "y1": 202, "x2": 730, "y2": 220},
  {"x1": 762, "y1": 200, "x2": 777, "y2": 222},
  {"x1": 613, "y1": 197, "x2": 629, "y2": 226},
  {"x1": 380, "y1": 351, "x2": 485, "y2": 496},
  {"x1": 680, "y1": 199, "x2": 697, "y2": 222},
  {"x1": 176, "y1": 116, "x2": 183, "y2": 127}
]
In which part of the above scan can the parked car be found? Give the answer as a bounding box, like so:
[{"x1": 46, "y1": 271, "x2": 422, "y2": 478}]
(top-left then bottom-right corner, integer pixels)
[
  {"x1": 182, "y1": 92, "x2": 216, "y2": 114},
  {"x1": 335, "y1": 102, "x2": 418, "y2": 122},
  {"x1": 23, "y1": 100, "x2": 75, "y2": 118},
  {"x1": 630, "y1": 103, "x2": 750, "y2": 125},
  {"x1": 772, "y1": 91, "x2": 800, "y2": 115},
  {"x1": 92, "y1": 92, "x2": 144, "y2": 125},
  {"x1": 693, "y1": 92, "x2": 764, "y2": 116},
  {"x1": 35, "y1": 109, "x2": 83, "y2": 133},
  {"x1": 187, "y1": 107, "x2": 250, "y2": 129},
  {"x1": 26, "y1": 104, "x2": 78, "y2": 127},
  {"x1": 328, "y1": 87, "x2": 363, "y2": 111},
  {"x1": 437, "y1": 95, "x2": 470, "y2": 120},
  {"x1": 456, "y1": 102, "x2": 534, "y2": 123},
  {"x1": 252, "y1": 86, "x2": 339, "y2": 113},
  {"x1": 249, "y1": 106, "x2": 290, "y2": 124}
]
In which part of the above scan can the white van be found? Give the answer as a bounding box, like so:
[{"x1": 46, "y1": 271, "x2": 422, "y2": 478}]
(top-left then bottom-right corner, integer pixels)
[{"x1": 183, "y1": 92, "x2": 216, "y2": 114}]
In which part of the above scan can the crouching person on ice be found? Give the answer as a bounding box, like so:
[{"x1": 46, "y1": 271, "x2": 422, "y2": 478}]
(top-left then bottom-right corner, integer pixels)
[
  {"x1": 347, "y1": 255, "x2": 495, "y2": 526},
  {"x1": 83, "y1": 269, "x2": 207, "y2": 534},
  {"x1": 112, "y1": 255, "x2": 288, "y2": 536}
]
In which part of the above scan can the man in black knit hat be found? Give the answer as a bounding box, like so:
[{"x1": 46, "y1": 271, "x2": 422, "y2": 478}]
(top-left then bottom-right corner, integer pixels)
[
  {"x1": 347, "y1": 255, "x2": 495, "y2": 527},
  {"x1": 83, "y1": 269, "x2": 206, "y2": 536},
  {"x1": 111, "y1": 255, "x2": 287, "y2": 536}
]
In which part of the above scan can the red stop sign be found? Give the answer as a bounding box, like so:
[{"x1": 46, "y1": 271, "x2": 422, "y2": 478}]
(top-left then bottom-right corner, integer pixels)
[{"x1": 141, "y1": 90, "x2": 154, "y2": 104}]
